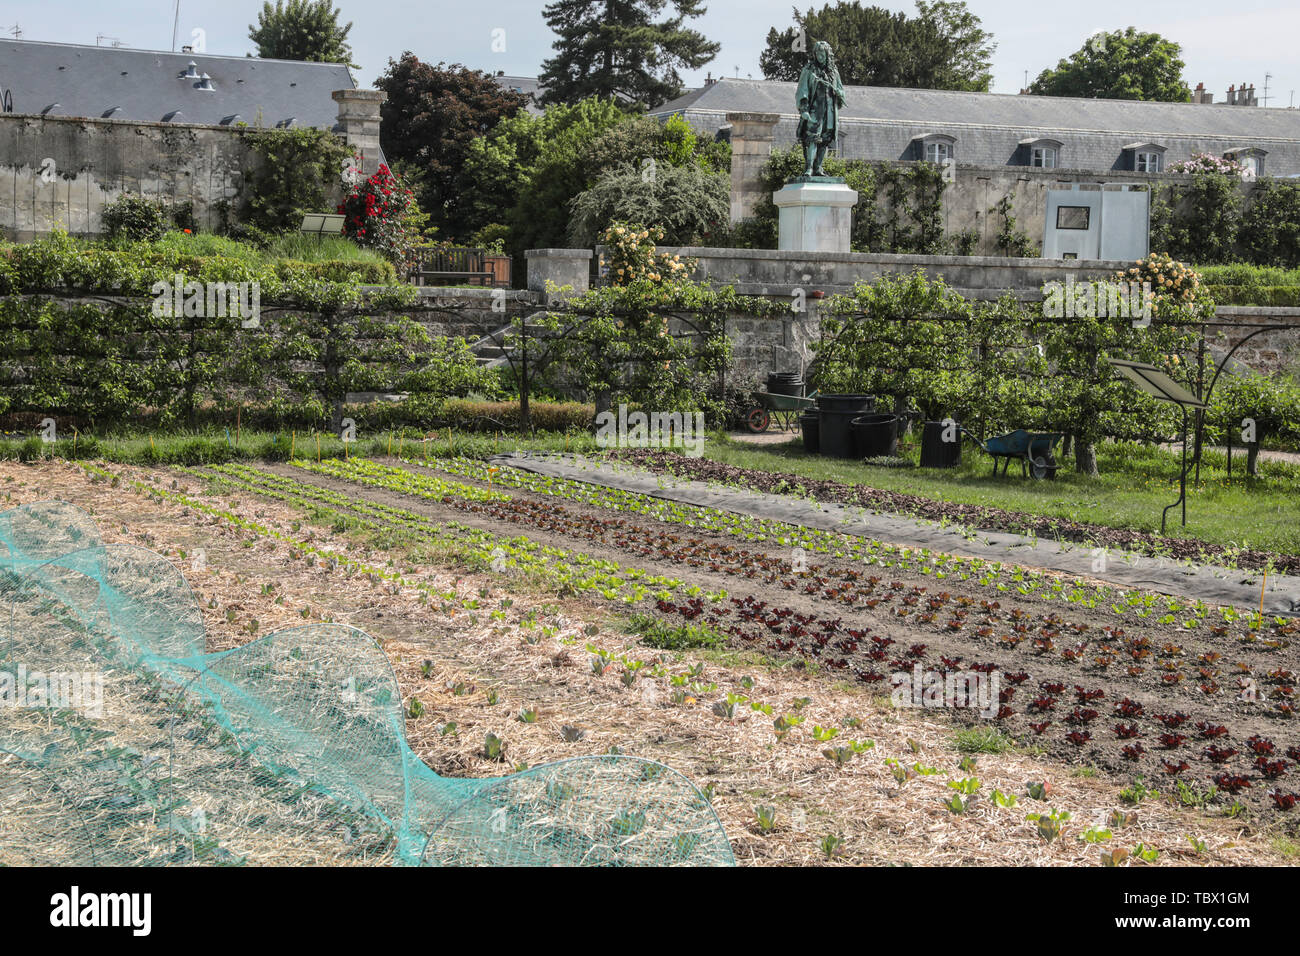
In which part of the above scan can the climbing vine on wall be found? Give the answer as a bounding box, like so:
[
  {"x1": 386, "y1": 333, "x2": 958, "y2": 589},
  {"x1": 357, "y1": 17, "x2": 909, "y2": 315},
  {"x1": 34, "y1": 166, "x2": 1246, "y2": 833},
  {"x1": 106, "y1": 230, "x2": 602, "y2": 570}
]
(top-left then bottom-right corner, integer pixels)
[{"x1": 739, "y1": 146, "x2": 952, "y2": 255}]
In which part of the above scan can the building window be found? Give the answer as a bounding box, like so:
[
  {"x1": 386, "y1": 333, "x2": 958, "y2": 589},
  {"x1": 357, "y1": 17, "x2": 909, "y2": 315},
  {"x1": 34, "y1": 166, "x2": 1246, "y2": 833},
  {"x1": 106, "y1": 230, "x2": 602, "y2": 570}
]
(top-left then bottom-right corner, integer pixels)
[
  {"x1": 925, "y1": 141, "x2": 951, "y2": 164},
  {"x1": 1056, "y1": 206, "x2": 1090, "y2": 230},
  {"x1": 1135, "y1": 151, "x2": 1161, "y2": 173},
  {"x1": 1225, "y1": 148, "x2": 1266, "y2": 179},
  {"x1": 1031, "y1": 146, "x2": 1058, "y2": 169}
]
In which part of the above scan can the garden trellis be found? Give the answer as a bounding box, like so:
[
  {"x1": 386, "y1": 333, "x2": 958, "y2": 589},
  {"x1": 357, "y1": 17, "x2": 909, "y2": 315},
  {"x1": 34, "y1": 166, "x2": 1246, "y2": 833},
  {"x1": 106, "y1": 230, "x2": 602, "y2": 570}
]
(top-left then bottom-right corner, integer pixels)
[
  {"x1": 809, "y1": 295, "x2": 1285, "y2": 473},
  {"x1": 0, "y1": 500, "x2": 734, "y2": 866}
]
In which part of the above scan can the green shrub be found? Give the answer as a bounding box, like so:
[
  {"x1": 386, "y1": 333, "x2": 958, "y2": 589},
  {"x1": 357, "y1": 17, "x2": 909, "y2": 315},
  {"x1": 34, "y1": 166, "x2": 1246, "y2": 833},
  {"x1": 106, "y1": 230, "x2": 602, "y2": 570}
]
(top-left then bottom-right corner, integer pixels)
[
  {"x1": 273, "y1": 259, "x2": 397, "y2": 284},
  {"x1": 101, "y1": 195, "x2": 170, "y2": 242},
  {"x1": 1207, "y1": 372, "x2": 1300, "y2": 446},
  {"x1": 243, "y1": 126, "x2": 352, "y2": 233},
  {"x1": 438, "y1": 399, "x2": 594, "y2": 432}
]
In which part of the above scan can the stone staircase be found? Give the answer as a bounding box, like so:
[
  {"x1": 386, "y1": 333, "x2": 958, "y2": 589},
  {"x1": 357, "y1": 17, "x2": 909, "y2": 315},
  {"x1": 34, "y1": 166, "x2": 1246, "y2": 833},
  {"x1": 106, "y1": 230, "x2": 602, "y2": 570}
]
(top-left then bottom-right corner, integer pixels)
[{"x1": 469, "y1": 312, "x2": 557, "y2": 368}]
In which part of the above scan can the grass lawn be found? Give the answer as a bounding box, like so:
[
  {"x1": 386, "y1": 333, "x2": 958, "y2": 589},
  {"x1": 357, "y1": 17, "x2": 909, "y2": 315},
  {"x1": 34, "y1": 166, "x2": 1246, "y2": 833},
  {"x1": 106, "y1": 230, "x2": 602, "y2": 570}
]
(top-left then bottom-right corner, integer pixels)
[{"x1": 705, "y1": 433, "x2": 1300, "y2": 558}]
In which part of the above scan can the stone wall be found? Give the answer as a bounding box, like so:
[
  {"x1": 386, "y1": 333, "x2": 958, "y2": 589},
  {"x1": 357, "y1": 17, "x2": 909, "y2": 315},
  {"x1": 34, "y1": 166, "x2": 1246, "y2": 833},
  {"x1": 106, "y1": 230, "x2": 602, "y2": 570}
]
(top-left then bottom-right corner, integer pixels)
[
  {"x1": 660, "y1": 244, "x2": 1130, "y2": 298},
  {"x1": 0, "y1": 90, "x2": 383, "y2": 241},
  {"x1": 1211, "y1": 308, "x2": 1300, "y2": 376}
]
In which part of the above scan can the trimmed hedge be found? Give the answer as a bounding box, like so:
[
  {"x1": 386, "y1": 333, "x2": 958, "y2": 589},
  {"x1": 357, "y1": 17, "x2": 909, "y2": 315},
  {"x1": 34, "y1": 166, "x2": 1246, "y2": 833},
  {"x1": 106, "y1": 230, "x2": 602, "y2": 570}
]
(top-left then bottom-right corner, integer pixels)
[
  {"x1": 272, "y1": 258, "x2": 397, "y2": 285},
  {"x1": 1199, "y1": 264, "x2": 1300, "y2": 307},
  {"x1": 0, "y1": 232, "x2": 489, "y2": 428},
  {"x1": 1206, "y1": 285, "x2": 1300, "y2": 308},
  {"x1": 438, "y1": 399, "x2": 595, "y2": 432}
]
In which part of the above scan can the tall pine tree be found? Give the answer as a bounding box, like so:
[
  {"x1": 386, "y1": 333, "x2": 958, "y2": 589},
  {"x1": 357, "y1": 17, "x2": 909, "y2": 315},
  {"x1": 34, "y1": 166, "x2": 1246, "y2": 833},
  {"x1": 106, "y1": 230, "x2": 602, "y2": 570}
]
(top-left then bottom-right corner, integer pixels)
[{"x1": 538, "y1": 0, "x2": 720, "y2": 110}]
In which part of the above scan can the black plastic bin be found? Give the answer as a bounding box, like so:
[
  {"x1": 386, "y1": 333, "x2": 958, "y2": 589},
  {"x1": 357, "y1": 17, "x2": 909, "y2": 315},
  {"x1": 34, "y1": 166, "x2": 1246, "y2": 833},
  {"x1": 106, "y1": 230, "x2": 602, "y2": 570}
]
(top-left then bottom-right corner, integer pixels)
[
  {"x1": 919, "y1": 420, "x2": 962, "y2": 468},
  {"x1": 852, "y1": 413, "x2": 899, "y2": 459},
  {"x1": 799, "y1": 411, "x2": 820, "y2": 453},
  {"x1": 816, "y1": 394, "x2": 875, "y2": 458},
  {"x1": 767, "y1": 371, "x2": 804, "y2": 397}
]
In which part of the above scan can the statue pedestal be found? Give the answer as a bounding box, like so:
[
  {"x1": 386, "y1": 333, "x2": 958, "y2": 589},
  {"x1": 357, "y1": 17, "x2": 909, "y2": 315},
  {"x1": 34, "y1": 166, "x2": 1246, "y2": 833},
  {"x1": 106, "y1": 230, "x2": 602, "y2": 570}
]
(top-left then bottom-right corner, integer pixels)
[{"x1": 773, "y1": 179, "x2": 858, "y2": 253}]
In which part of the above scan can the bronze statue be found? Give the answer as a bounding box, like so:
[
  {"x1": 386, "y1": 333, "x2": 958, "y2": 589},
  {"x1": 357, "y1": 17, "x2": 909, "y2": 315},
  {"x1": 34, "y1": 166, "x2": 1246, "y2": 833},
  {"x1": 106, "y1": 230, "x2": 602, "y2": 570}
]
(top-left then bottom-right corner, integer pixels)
[{"x1": 796, "y1": 40, "x2": 846, "y2": 178}]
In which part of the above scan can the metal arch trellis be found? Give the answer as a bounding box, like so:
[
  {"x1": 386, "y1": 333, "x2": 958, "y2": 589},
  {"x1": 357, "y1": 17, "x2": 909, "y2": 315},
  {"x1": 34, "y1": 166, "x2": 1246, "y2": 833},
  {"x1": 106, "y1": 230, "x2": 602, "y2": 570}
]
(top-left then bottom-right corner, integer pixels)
[
  {"x1": 806, "y1": 308, "x2": 1298, "y2": 467},
  {"x1": 1190, "y1": 319, "x2": 1298, "y2": 482}
]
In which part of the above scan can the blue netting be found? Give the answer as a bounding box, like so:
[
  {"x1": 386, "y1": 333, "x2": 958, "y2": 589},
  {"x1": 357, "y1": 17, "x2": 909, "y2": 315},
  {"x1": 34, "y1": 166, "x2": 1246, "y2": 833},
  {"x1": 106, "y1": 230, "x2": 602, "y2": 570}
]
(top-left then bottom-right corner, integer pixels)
[{"x1": 0, "y1": 500, "x2": 733, "y2": 866}]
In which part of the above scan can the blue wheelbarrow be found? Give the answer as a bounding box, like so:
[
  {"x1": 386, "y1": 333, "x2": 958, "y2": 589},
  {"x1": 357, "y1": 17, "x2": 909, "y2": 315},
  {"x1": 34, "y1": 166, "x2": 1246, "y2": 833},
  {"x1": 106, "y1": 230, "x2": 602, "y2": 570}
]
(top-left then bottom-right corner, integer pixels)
[{"x1": 961, "y1": 426, "x2": 1064, "y2": 480}]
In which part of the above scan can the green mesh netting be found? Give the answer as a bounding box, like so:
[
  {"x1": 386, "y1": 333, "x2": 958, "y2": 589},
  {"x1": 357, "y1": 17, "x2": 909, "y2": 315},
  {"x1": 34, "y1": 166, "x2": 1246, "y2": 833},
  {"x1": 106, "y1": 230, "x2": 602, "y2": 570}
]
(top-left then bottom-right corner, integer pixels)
[{"x1": 0, "y1": 500, "x2": 733, "y2": 866}]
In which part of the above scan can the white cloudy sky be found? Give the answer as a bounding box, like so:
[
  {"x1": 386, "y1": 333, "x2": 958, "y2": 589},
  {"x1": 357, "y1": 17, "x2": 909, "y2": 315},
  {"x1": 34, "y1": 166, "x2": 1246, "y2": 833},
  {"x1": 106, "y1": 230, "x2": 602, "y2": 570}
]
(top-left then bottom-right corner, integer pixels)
[{"x1": 6, "y1": 0, "x2": 1300, "y2": 105}]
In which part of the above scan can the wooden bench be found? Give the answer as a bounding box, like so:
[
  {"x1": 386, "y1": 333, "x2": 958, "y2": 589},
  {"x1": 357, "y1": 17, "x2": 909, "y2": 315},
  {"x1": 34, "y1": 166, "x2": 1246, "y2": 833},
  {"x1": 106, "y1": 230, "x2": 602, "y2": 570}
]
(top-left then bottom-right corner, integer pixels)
[{"x1": 410, "y1": 247, "x2": 496, "y2": 287}]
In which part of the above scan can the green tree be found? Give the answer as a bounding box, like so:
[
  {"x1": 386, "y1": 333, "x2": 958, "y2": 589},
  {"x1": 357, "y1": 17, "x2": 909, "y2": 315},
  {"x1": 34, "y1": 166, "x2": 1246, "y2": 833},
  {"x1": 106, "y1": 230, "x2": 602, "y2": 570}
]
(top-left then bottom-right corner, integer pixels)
[
  {"x1": 538, "y1": 0, "x2": 721, "y2": 110},
  {"x1": 567, "y1": 162, "x2": 730, "y2": 245},
  {"x1": 759, "y1": 1, "x2": 991, "y2": 90},
  {"x1": 1151, "y1": 172, "x2": 1243, "y2": 264},
  {"x1": 374, "y1": 55, "x2": 529, "y2": 233},
  {"x1": 247, "y1": 0, "x2": 356, "y2": 66},
  {"x1": 455, "y1": 104, "x2": 725, "y2": 253},
  {"x1": 1028, "y1": 28, "x2": 1190, "y2": 101},
  {"x1": 915, "y1": 0, "x2": 995, "y2": 92},
  {"x1": 1240, "y1": 178, "x2": 1300, "y2": 268},
  {"x1": 243, "y1": 126, "x2": 352, "y2": 233}
]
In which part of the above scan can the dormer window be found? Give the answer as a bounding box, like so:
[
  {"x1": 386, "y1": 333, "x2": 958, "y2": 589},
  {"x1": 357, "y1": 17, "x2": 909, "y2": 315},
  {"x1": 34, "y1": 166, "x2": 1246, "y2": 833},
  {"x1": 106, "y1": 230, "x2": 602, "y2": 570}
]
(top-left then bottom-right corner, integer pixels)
[
  {"x1": 1123, "y1": 142, "x2": 1166, "y2": 173},
  {"x1": 911, "y1": 132, "x2": 956, "y2": 165},
  {"x1": 1020, "y1": 137, "x2": 1062, "y2": 169},
  {"x1": 1224, "y1": 147, "x2": 1266, "y2": 179}
]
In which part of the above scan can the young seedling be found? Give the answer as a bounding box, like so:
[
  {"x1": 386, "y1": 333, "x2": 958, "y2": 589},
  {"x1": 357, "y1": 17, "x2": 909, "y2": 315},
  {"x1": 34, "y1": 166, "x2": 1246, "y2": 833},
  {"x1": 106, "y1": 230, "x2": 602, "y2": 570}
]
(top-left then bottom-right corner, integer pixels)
[
  {"x1": 819, "y1": 833, "x2": 845, "y2": 860},
  {"x1": 1025, "y1": 808, "x2": 1071, "y2": 842},
  {"x1": 482, "y1": 732, "x2": 506, "y2": 761}
]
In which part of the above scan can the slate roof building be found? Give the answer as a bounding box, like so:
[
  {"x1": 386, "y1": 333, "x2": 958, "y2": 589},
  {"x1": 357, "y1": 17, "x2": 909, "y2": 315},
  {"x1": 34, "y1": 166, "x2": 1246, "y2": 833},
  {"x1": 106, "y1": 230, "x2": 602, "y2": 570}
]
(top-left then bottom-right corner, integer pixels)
[
  {"x1": 650, "y1": 77, "x2": 1300, "y2": 178},
  {"x1": 0, "y1": 37, "x2": 356, "y2": 131},
  {"x1": 490, "y1": 73, "x2": 545, "y2": 116}
]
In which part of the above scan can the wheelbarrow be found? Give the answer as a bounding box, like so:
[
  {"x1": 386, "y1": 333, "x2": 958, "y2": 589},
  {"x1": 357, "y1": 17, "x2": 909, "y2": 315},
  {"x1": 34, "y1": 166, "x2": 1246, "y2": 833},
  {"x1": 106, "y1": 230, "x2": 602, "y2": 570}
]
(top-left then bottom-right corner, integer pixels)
[
  {"x1": 744, "y1": 389, "x2": 819, "y2": 433},
  {"x1": 961, "y1": 426, "x2": 1064, "y2": 480}
]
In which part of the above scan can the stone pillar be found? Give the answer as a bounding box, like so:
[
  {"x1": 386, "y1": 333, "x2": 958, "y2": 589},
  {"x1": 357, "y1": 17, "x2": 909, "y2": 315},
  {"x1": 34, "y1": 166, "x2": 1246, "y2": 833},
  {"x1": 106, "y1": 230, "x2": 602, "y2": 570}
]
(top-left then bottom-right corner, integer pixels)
[
  {"x1": 726, "y1": 111, "x2": 780, "y2": 225},
  {"x1": 525, "y1": 248, "x2": 592, "y2": 303},
  {"x1": 773, "y1": 181, "x2": 859, "y2": 252},
  {"x1": 332, "y1": 89, "x2": 386, "y2": 174}
]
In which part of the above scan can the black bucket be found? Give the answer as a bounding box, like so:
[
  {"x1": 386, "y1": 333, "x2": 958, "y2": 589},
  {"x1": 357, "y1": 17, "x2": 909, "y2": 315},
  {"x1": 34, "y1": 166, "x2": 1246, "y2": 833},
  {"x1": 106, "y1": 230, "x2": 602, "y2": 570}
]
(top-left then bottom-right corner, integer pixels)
[
  {"x1": 767, "y1": 371, "x2": 804, "y2": 397},
  {"x1": 816, "y1": 394, "x2": 875, "y2": 458},
  {"x1": 799, "y1": 411, "x2": 819, "y2": 453},
  {"x1": 816, "y1": 393, "x2": 876, "y2": 413},
  {"x1": 852, "y1": 413, "x2": 899, "y2": 459},
  {"x1": 920, "y1": 420, "x2": 961, "y2": 468}
]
